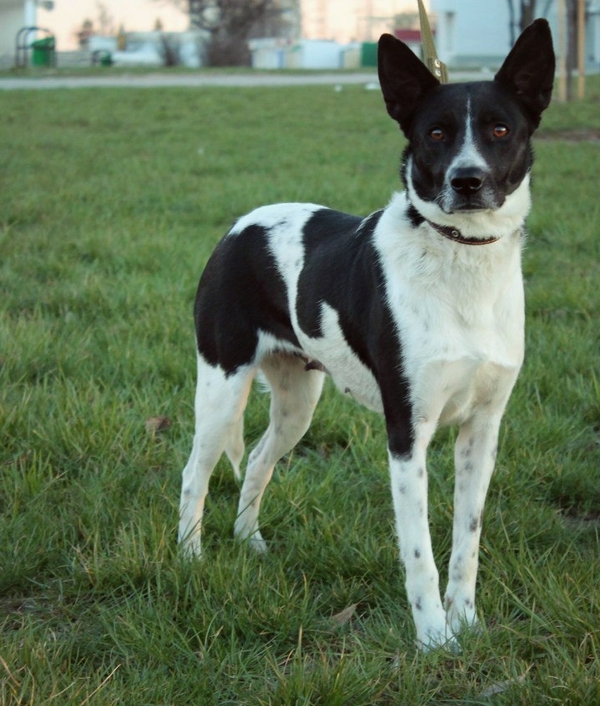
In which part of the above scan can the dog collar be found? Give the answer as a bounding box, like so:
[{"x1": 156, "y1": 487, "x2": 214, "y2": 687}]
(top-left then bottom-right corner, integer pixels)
[
  {"x1": 425, "y1": 219, "x2": 499, "y2": 246},
  {"x1": 426, "y1": 220, "x2": 499, "y2": 245}
]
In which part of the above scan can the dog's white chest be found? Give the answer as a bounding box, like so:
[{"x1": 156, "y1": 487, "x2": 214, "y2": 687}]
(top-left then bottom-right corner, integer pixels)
[
  {"x1": 395, "y1": 259, "x2": 524, "y2": 427},
  {"x1": 418, "y1": 356, "x2": 516, "y2": 428}
]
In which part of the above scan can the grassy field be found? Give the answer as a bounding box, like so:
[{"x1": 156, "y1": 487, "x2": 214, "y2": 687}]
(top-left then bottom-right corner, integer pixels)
[{"x1": 0, "y1": 76, "x2": 599, "y2": 705}]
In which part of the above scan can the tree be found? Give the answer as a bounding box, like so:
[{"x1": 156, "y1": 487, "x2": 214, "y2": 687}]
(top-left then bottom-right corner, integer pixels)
[
  {"x1": 519, "y1": 0, "x2": 537, "y2": 30},
  {"x1": 508, "y1": 0, "x2": 588, "y2": 101},
  {"x1": 96, "y1": 1, "x2": 116, "y2": 36},
  {"x1": 564, "y1": 0, "x2": 584, "y2": 101},
  {"x1": 77, "y1": 19, "x2": 94, "y2": 49},
  {"x1": 507, "y1": 0, "x2": 537, "y2": 45},
  {"x1": 76, "y1": 2, "x2": 116, "y2": 48},
  {"x1": 168, "y1": 0, "x2": 284, "y2": 66}
]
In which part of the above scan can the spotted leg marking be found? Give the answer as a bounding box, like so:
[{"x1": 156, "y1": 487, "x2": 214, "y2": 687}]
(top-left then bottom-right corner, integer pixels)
[
  {"x1": 389, "y1": 421, "x2": 452, "y2": 650},
  {"x1": 444, "y1": 413, "x2": 503, "y2": 635}
]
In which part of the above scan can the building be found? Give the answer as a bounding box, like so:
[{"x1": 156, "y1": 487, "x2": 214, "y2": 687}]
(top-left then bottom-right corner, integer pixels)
[
  {"x1": 432, "y1": 0, "x2": 600, "y2": 70},
  {"x1": 302, "y1": 0, "x2": 413, "y2": 43},
  {"x1": 0, "y1": 0, "x2": 50, "y2": 68}
]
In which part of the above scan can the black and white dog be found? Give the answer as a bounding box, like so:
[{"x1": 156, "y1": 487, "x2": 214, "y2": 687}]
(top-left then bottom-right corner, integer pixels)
[{"x1": 179, "y1": 20, "x2": 555, "y2": 649}]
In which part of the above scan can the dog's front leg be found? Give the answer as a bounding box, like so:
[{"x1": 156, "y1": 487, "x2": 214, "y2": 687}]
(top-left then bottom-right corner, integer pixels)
[
  {"x1": 444, "y1": 414, "x2": 503, "y2": 635},
  {"x1": 388, "y1": 428, "x2": 449, "y2": 650}
]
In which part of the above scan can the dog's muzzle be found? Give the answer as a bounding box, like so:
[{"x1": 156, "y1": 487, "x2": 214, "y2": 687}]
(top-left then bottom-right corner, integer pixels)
[
  {"x1": 450, "y1": 167, "x2": 486, "y2": 197},
  {"x1": 444, "y1": 167, "x2": 502, "y2": 213}
]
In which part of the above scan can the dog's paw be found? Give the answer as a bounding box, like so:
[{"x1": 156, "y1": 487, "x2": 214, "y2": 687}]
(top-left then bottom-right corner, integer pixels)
[
  {"x1": 248, "y1": 535, "x2": 268, "y2": 553},
  {"x1": 444, "y1": 594, "x2": 479, "y2": 637},
  {"x1": 234, "y1": 524, "x2": 268, "y2": 553},
  {"x1": 414, "y1": 610, "x2": 458, "y2": 653},
  {"x1": 178, "y1": 534, "x2": 203, "y2": 560},
  {"x1": 416, "y1": 628, "x2": 460, "y2": 654}
]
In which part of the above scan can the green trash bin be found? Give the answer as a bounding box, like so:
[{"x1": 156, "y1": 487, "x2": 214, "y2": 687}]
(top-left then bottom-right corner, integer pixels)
[
  {"x1": 360, "y1": 42, "x2": 378, "y2": 68},
  {"x1": 31, "y1": 36, "x2": 56, "y2": 67}
]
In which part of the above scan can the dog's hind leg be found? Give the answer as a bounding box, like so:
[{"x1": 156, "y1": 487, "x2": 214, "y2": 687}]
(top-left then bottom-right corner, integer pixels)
[
  {"x1": 234, "y1": 354, "x2": 325, "y2": 552},
  {"x1": 225, "y1": 414, "x2": 245, "y2": 481},
  {"x1": 179, "y1": 355, "x2": 254, "y2": 557}
]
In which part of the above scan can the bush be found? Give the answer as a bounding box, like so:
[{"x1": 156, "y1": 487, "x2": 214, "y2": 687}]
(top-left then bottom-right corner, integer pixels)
[{"x1": 159, "y1": 33, "x2": 182, "y2": 67}]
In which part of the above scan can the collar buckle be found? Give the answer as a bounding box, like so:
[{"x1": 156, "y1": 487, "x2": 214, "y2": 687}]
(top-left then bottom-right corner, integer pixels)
[{"x1": 425, "y1": 219, "x2": 499, "y2": 246}]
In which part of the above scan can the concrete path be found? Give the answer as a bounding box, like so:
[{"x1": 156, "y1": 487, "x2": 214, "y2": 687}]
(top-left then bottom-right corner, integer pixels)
[
  {"x1": 0, "y1": 69, "x2": 491, "y2": 90},
  {"x1": 0, "y1": 72, "x2": 380, "y2": 90}
]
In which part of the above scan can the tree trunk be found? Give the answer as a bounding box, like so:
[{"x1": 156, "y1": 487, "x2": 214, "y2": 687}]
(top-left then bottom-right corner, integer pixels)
[
  {"x1": 520, "y1": 0, "x2": 537, "y2": 31},
  {"x1": 565, "y1": 0, "x2": 579, "y2": 101}
]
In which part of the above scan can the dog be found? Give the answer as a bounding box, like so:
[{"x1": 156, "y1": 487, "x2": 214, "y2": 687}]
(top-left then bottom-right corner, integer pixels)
[{"x1": 178, "y1": 19, "x2": 555, "y2": 650}]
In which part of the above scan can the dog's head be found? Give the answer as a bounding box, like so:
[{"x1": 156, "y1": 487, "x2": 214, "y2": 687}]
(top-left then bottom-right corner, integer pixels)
[{"x1": 378, "y1": 20, "x2": 555, "y2": 226}]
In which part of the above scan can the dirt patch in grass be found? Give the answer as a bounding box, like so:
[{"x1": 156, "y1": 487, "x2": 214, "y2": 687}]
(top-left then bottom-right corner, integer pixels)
[
  {"x1": 536, "y1": 128, "x2": 600, "y2": 143},
  {"x1": 561, "y1": 509, "x2": 600, "y2": 530}
]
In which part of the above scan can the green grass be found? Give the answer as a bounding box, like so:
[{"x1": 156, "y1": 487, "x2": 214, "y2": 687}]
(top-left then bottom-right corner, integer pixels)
[{"x1": 1, "y1": 78, "x2": 599, "y2": 705}]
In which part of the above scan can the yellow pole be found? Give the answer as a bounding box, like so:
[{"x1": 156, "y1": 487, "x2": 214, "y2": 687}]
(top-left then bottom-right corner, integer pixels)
[
  {"x1": 578, "y1": 0, "x2": 585, "y2": 99},
  {"x1": 558, "y1": 0, "x2": 567, "y2": 102}
]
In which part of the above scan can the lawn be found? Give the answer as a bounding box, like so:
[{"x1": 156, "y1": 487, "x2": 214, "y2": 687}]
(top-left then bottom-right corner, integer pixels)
[{"x1": 0, "y1": 77, "x2": 598, "y2": 705}]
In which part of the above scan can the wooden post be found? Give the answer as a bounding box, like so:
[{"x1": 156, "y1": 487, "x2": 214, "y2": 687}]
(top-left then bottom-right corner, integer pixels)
[
  {"x1": 578, "y1": 0, "x2": 585, "y2": 99},
  {"x1": 558, "y1": 0, "x2": 567, "y2": 102}
]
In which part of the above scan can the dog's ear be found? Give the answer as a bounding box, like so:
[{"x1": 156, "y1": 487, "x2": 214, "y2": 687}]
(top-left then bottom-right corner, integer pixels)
[
  {"x1": 494, "y1": 19, "x2": 555, "y2": 128},
  {"x1": 378, "y1": 33, "x2": 440, "y2": 134}
]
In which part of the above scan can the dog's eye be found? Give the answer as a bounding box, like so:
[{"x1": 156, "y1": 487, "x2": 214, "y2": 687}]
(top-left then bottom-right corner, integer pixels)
[
  {"x1": 493, "y1": 124, "x2": 509, "y2": 138},
  {"x1": 429, "y1": 128, "x2": 445, "y2": 141}
]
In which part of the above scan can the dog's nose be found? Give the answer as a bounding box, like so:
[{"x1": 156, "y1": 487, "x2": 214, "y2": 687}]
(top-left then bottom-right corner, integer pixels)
[{"x1": 450, "y1": 169, "x2": 485, "y2": 195}]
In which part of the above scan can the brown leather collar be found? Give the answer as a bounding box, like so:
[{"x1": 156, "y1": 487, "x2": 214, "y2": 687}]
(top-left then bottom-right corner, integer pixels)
[{"x1": 425, "y1": 219, "x2": 499, "y2": 246}]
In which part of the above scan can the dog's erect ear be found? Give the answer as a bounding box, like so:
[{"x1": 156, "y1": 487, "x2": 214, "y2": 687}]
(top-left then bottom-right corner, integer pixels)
[
  {"x1": 494, "y1": 19, "x2": 555, "y2": 128},
  {"x1": 378, "y1": 33, "x2": 440, "y2": 133}
]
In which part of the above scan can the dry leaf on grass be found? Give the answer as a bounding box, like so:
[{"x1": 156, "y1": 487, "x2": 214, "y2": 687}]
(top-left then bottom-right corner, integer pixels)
[
  {"x1": 330, "y1": 603, "x2": 358, "y2": 628},
  {"x1": 145, "y1": 416, "x2": 172, "y2": 433},
  {"x1": 480, "y1": 670, "x2": 529, "y2": 697}
]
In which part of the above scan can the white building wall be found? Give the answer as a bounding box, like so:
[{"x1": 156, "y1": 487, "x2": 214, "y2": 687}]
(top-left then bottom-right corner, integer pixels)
[
  {"x1": 432, "y1": 1, "x2": 599, "y2": 71},
  {"x1": 588, "y1": 2, "x2": 600, "y2": 65},
  {"x1": 0, "y1": 0, "x2": 38, "y2": 67},
  {"x1": 24, "y1": 0, "x2": 36, "y2": 25},
  {"x1": 432, "y1": 0, "x2": 512, "y2": 67}
]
